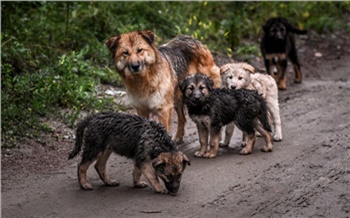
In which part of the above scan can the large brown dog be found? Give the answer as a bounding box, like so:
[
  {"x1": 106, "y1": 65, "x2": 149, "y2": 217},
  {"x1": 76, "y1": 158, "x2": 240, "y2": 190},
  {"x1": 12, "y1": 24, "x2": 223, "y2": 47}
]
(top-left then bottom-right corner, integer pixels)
[{"x1": 105, "y1": 31, "x2": 221, "y2": 144}]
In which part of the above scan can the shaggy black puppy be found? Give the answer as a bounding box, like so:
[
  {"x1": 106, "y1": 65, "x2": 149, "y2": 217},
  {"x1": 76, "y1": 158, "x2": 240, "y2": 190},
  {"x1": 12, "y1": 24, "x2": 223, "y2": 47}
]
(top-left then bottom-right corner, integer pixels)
[
  {"x1": 261, "y1": 17, "x2": 307, "y2": 90},
  {"x1": 180, "y1": 73, "x2": 273, "y2": 158},
  {"x1": 68, "y1": 112, "x2": 190, "y2": 194}
]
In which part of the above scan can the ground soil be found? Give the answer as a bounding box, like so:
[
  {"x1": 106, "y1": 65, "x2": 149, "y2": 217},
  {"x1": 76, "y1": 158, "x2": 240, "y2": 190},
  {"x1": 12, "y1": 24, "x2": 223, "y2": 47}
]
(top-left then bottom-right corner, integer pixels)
[{"x1": 2, "y1": 29, "x2": 350, "y2": 218}]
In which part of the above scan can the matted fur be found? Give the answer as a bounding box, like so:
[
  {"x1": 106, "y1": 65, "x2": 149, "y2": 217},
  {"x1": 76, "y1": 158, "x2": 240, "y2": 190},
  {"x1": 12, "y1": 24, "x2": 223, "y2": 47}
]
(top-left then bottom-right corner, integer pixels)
[
  {"x1": 68, "y1": 112, "x2": 190, "y2": 194},
  {"x1": 105, "y1": 30, "x2": 221, "y2": 144},
  {"x1": 180, "y1": 73, "x2": 273, "y2": 158},
  {"x1": 220, "y1": 62, "x2": 282, "y2": 142},
  {"x1": 261, "y1": 17, "x2": 307, "y2": 90}
]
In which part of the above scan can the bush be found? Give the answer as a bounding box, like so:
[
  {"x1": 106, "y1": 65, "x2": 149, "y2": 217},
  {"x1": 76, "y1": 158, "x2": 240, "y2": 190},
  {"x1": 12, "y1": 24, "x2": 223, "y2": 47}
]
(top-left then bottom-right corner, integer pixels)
[{"x1": 1, "y1": 2, "x2": 349, "y2": 147}]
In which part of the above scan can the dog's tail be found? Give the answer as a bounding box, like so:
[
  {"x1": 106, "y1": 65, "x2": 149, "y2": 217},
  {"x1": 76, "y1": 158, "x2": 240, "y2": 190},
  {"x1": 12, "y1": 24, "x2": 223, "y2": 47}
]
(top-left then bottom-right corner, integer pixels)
[
  {"x1": 68, "y1": 115, "x2": 93, "y2": 160},
  {"x1": 258, "y1": 98, "x2": 272, "y2": 132},
  {"x1": 290, "y1": 27, "x2": 307, "y2": 35}
]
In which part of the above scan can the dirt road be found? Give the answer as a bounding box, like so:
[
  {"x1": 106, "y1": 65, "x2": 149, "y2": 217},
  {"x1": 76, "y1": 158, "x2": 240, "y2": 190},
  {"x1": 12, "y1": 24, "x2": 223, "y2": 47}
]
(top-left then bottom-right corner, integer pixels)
[{"x1": 2, "y1": 31, "x2": 350, "y2": 217}]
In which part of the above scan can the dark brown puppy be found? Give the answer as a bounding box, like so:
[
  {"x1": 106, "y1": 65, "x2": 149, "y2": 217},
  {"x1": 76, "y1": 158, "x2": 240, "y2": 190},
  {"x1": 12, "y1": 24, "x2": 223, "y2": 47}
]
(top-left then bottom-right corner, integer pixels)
[
  {"x1": 68, "y1": 112, "x2": 190, "y2": 194},
  {"x1": 260, "y1": 17, "x2": 307, "y2": 90},
  {"x1": 180, "y1": 73, "x2": 273, "y2": 158},
  {"x1": 105, "y1": 31, "x2": 221, "y2": 144}
]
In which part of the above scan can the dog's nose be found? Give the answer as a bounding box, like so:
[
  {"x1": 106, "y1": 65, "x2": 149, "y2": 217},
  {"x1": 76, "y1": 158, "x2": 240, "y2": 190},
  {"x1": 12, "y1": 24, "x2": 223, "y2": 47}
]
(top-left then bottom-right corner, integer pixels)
[
  {"x1": 230, "y1": 85, "x2": 236, "y2": 90},
  {"x1": 194, "y1": 96, "x2": 201, "y2": 101},
  {"x1": 129, "y1": 62, "x2": 140, "y2": 72}
]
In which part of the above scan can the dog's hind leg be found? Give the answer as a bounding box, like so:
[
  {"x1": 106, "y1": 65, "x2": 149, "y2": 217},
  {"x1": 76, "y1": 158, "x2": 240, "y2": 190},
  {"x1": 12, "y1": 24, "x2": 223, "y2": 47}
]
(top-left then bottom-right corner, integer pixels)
[
  {"x1": 254, "y1": 122, "x2": 273, "y2": 152},
  {"x1": 94, "y1": 148, "x2": 120, "y2": 187},
  {"x1": 78, "y1": 158, "x2": 95, "y2": 190},
  {"x1": 220, "y1": 122, "x2": 235, "y2": 147},
  {"x1": 239, "y1": 132, "x2": 256, "y2": 155},
  {"x1": 133, "y1": 164, "x2": 148, "y2": 188},
  {"x1": 140, "y1": 163, "x2": 166, "y2": 193}
]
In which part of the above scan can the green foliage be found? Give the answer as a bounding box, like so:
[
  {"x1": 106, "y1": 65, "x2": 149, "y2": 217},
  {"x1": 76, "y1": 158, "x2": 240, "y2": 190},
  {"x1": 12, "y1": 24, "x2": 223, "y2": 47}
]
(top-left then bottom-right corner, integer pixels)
[{"x1": 1, "y1": 1, "x2": 349, "y2": 147}]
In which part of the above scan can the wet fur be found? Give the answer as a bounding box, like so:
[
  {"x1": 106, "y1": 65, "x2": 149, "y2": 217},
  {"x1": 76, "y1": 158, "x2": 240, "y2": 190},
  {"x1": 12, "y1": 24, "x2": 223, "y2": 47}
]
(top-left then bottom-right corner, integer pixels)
[
  {"x1": 68, "y1": 112, "x2": 190, "y2": 194},
  {"x1": 261, "y1": 17, "x2": 307, "y2": 90},
  {"x1": 180, "y1": 73, "x2": 273, "y2": 158},
  {"x1": 220, "y1": 62, "x2": 282, "y2": 142},
  {"x1": 105, "y1": 31, "x2": 221, "y2": 144}
]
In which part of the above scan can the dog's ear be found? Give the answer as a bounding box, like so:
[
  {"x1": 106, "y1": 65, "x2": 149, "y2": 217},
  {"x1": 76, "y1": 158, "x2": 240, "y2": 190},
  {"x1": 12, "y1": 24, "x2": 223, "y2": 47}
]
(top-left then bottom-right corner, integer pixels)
[
  {"x1": 182, "y1": 153, "x2": 191, "y2": 166},
  {"x1": 262, "y1": 23, "x2": 268, "y2": 33},
  {"x1": 220, "y1": 64, "x2": 230, "y2": 75},
  {"x1": 179, "y1": 78, "x2": 188, "y2": 93},
  {"x1": 152, "y1": 156, "x2": 166, "y2": 169},
  {"x1": 105, "y1": 36, "x2": 121, "y2": 56},
  {"x1": 239, "y1": 62, "x2": 255, "y2": 74},
  {"x1": 139, "y1": 30, "x2": 156, "y2": 44},
  {"x1": 206, "y1": 76, "x2": 214, "y2": 89}
]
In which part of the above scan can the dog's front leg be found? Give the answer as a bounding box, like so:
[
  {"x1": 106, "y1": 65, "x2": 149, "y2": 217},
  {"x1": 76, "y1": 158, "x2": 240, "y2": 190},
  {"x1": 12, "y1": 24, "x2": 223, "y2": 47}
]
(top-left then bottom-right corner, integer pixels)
[
  {"x1": 204, "y1": 127, "x2": 221, "y2": 158},
  {"x1": 195, "y1": 123, "x2": 209, "y2": 157},
  {"x1": 94, "y1": 149, "x2": 120, "y2": 187},
  {"x1": 136, "y1": 108, "x2": 150, "y2": 119},
  {"x1": 174, "y1": 99, "x2": 186, "y2": 144},
  {"x1": 157, "y1": 108, "x2": 173, "y2": 133},
  {"x1": 140, "y1": 163, "x2": 167, "y2": 194},
  {"x1": 133, "y1": 164, "x2": 148, "y2": 188}
]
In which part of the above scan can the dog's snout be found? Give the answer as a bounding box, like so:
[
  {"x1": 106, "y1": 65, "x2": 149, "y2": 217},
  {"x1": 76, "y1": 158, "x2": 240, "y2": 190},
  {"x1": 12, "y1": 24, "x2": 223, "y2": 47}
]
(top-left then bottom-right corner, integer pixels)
[
  {"x1": 230, "y1": 85, "x2": 236, "y2": 90},
  {"x1": 166, "y1": 181, "x2": 180, "y2": 194},
  {"x1": 129, "y1": 62, "x2": 141, "y2": 72}
]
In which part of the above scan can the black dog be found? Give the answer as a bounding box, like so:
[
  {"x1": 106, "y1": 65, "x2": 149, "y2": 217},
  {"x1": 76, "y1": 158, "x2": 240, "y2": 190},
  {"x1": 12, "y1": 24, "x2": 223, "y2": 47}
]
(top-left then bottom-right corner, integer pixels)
[
  {"x1": 260, "y1": 17, "x2": 307, "y2": 90},
  {"x1": 180, "y1": 73, "x2": 273, "y2": 158},
  {"x1": 68, "y1": 112, "x2": 190, "y2": 194}
]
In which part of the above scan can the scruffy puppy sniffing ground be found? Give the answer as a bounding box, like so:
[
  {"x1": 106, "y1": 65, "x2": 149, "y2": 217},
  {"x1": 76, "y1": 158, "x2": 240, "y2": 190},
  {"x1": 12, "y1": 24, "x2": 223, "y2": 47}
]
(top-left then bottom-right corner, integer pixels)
[
  {"x1": 105, "y1": 30, "x2": 221, "y2": 144},
  {"x1": 261, "y1": 17, "x2": 307, "y2": 90},
  {"x1": 220, "y1": 62, "x2": 282, "y2": 142},
  {"x1": 68, "y1": 112, "x2": 190, "y2": 194},
  {"x1": 180, "y1": 73, "x2": 273, "y2": 158}
]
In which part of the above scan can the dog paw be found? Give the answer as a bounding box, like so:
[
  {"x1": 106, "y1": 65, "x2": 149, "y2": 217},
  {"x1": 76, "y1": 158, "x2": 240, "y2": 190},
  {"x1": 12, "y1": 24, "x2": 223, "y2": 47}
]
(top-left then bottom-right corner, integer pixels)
[
  {"x1": 80, "y1": 183, "x2": 94, "y2": 191},
  {"x1": 239, "y1": 148, "x2": 252, "y2": 155},
  {"x1": 273, "y1": 134, "x2": 282, "y2": 142},
  {"x1": 241, "y1": 142, "x2": 247, "y2": 148},
  {"x1": 174, "y1": 138, "x2": 184, "y2": 145},
  {"x1": 261, "y1": 146, "x2": 273, "y2": 152},
  {"x1": 155, "y1": 188, "x2": 168, "y2": 194},
  {"x1": 203, "y1": 152, "x2": 217, "y2": 159},
  {"x1": 294, "y1": 79, "x2": 302, "y2": 84},
  {"x1": 194, "y1": 151, "x2": 205, "y2": 157},
  {"x1": 134, "y1": 181, "x2": 148, "y2": 189},
  {"x1": 105, "y1": 180, "x2": 120, "y2": 187},
  {"x1": 219, "y1": 142, "x2": 229, "y2": 147}
]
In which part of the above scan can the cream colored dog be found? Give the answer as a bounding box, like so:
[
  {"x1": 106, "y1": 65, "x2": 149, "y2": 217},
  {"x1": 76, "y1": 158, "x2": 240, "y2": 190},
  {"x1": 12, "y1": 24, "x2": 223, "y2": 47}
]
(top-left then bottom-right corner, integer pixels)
[{"x1": 220, "y1": 62, "x2": 282, "y2": 146}]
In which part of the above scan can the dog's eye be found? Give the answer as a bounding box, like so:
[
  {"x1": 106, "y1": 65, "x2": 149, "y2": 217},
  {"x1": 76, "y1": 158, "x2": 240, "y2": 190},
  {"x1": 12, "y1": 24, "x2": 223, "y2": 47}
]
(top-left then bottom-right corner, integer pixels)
[
  {"x1": 229, "y1": 76, "x2": 233, "y2": 79},
  {"x1": 199, "y1": 85, "x2": 205, "y2": 90},
  {"x1": 238, "y1": 77, "x2": 243, "y2": 80},
  {"x1": 137, "y1": 48, "x2": 143, "y2": 53},
  {"x1": 167, "y1": 175, "x2": 173, "y2": 181},
  {"x1": 122, "y1": 50, "x2": 129, "y2": 55}
]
